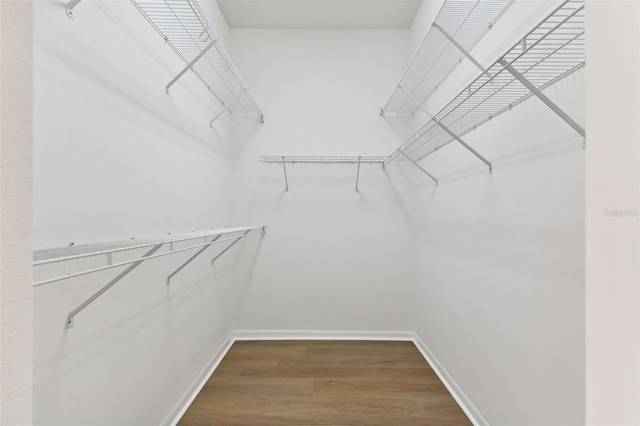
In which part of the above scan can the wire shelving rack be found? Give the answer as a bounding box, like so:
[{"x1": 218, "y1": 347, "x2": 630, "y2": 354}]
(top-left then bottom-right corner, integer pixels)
[
  {"x1": 382, "y1": 0, "x2": 514, "y2": 116},
  {"x1": 33, "y1": 226, "x2": 266, "y2": 328},
  {"x1": 66, "y1": 0, "x2": 263, "y2": 125},
  {"x1": 259, "y1": 156, "x2": 388, "y2": 192},
  {"x1": 388, "y1": 0, "x2": 585, "y2": 166}
]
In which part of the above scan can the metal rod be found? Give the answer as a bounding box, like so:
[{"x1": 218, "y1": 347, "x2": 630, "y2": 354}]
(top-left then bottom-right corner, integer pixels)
[
  {"x1": 500, "y1": 60, "x2": 585, "y2": 138},
  {"x1": 65, "y1": 0, "x2": 82, "y2": 18},
  {"x1": 211, "y1": 230, "x2": 251, "y2": 265},
  {"x1": 432, "y1": 23, "x2": 491, "y2": 78},
  {"x1": 166, "y1": 235, "x2": 221, "y2": 285},
  {"x1": 65, "y1": 244, "x2": 163, "y2": 329},
  {"x1": 165, "y1": 41, "x2": 215, "y2": 94},
  {"x1": 209, "y1": 89, "x2": 247, "y2": 126},
  {"x1": 398, "y1": 150, "x2": 438, "y2": 185},
  {"x1": 282, "y1": 156, "x2": 289, "y2": 191},
  {"x1": 34, "y1": 229, "x2": 265, "y2": 287},
  {"x1": 355, "y1": 156, "x2": 362, "y2": 192},
  {"x1": 400, "y1": 86, "x2": 493, "y2": 171}
]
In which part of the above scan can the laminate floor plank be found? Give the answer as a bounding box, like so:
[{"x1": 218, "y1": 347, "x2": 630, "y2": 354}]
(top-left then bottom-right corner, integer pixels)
[{"x1": 178, "y1": 340, "x2": 471, "y2": 426}]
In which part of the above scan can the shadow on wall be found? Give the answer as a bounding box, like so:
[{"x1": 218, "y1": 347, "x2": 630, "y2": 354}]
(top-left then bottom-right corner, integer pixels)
[
  {"x1": 381, "y1": 114, "x2": 417, "y2": 144},
  {"x1": 383, "y1": 164, "x2": 437, "y2": 235},
  {"x1": 224, "y1": 232, "x2": 266, "y2": 329},
  {"x1": 254, "y1": 162, "x2": 388, "y2": 199},
  {"x1": 38, "y1": 1, "x2": 248, "y2": 161},
  {"x1": 215, "y1": 115, "x2": 263, "y2": 163}
]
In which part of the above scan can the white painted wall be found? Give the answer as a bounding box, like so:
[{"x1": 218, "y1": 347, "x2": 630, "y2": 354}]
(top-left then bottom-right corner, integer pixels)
[
  {"x1": 31, "y1": 1, "x2": 262, "y2": 424},
  {"x1": 585, "y1": 1, "x2": 640, "y2": 424},
  {"x1": 227, "y1": 29, "x2": 418, "y2": 334},
  {"x1": 0, "y1": 1, "x2": 34, "y2": 424},
  {"x1": 404, "y1": 1, "x2": 586, "y2": 424}
]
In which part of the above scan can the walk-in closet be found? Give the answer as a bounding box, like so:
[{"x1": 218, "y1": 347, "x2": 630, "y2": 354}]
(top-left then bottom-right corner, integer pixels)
[{"x1": 0, "y1": 0, "x2": 638, "y2": 424}]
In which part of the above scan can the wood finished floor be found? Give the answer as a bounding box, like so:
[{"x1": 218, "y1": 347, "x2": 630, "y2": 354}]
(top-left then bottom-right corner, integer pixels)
[{"x1": 178, "y1": 340, "x2": 471, "y2": 426}]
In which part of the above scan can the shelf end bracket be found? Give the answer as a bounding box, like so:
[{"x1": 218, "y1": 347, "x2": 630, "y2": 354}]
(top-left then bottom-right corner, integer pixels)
[
  {"x1": 166, "y1": 41, "x2": 216, "y2": 94},
  {"x1": 65, "y1": 0, "x2": 82, "y2": 19}
]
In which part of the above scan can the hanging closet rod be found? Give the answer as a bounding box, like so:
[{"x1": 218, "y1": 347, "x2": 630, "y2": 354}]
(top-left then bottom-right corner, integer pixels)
[
  {"x1": 382, "y1": 0, "x2": 515, "y2": 116},
  {"x1": 388, "y1": 0, "x2": 584, "y2": 166}
]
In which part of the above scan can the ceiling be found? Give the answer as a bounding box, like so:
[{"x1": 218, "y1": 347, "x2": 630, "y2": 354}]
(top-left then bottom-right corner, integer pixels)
[{"x1": 216, "y1": 0, "x2": 423, "y2": 30}]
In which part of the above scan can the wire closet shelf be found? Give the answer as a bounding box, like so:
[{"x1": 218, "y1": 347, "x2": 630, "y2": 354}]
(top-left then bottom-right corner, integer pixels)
[
  {"x1": 383, "y1": 0, "x2": 515, "y2": 116},
  {"x1": 260, "y1": 156, "x2": 388, "y2": 164},
  {"x1": 130, "y1": 0, "x2": 263, "y2": 124},
  {"x1": 33, "y1": 226, "x2": 266, "y2": 328},
  {"x1": 388, "y1": 0, "x2": 585, "y2": 164},
  {"x1": 259, "y1": 156, "x2": 388, "y2": 192}
]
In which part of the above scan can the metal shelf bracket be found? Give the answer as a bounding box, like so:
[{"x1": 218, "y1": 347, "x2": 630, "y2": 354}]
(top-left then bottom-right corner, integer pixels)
[
  {"x1": 500, "y1": 59, "x2": 585, "y2": 138},
  {"x1": 432, "y1": 23, "x2": 492, "y2": 79},
  {"x1": 211, "y1": 230, "x2": 251, "y2": 265},
  {"x1": 398, "y1": 150, "x2": 438, "y2": 185},
  {"x1": 166, "y1": 234, "x2": 221, "y2": 285},
  {"x1": 209, "y1": 89, "x2": 248, "y2": 126},
  {"x1": 166, "y1": 40, "x2": 216, "y2": 95},
  {"x1": 65, "y1": 244, "x2": 163, "y2": 329},
  {"x1": 65, "y1": 0, "x2": 82, "y2": 19},
  {"x1": 355, "y1": 157, "x2": 362, "y2": 192},
  {"x1": 400, "y1": 86, "x2": 493, "y2": 172}
]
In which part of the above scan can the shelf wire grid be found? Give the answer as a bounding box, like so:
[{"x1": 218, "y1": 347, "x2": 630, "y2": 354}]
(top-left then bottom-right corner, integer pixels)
[
  {"x1": 130, "y1": 0, "x2": 262, "y2": 117},
  {"x1": 260, "y1": 156, "x2": 388, "y2": 164},
  {"x1": 383, "y1": 0, "x2": 514, "y2": 116},
  {"x1": 389, "y1": 0, "x2": 584, "y2": 163}
]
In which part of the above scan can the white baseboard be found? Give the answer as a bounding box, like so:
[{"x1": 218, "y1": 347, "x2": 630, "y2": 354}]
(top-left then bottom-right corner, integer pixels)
[
  {"x1": 165, "y1": 330, "x2": 484, "y2": 426},
  {"x1": 231, "y1": 329, "x2": 416, "y2": 342},
  {"x1": 411, "y1": 334, "x2": 488, "y2": 426},
  {"x1": 161, "y1": 334, "x2": 235, "y2": 426}
]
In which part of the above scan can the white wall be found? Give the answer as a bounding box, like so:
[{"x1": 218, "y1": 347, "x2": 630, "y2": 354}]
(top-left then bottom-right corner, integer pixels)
[
  {"x1": 405, "y1": 1, "x2": 586, "y2": 424},
  {"x1": 227, "y1": 29, "x2": 418, "y2": 334},
  {"x1": 31, "y1": 1, "x2": 261, "y2": 424},
  {"x1": 0, "y1": 1, "x2": 34, "y2": 424},
  {"x1": 585, "y1": 1, "x2": 640, "y2": 424}
]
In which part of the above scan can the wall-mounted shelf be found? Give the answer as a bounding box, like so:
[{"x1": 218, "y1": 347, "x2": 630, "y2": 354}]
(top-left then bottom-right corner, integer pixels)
[
  {"x1": 33, "y1": 226, "x2": 266, "y2": 328},
  {"x1": 260, "y1": 156, "x2": 388, "y2": 192},
  {"x1": 388, "y1": 0, "x2": 584, "y2": 170},
  {"x1": 65, "y1": 0, "x2": 263, "y2": 126},
  {"x1": 382, "y1": 0, "x2": 514, "y2": 116}
]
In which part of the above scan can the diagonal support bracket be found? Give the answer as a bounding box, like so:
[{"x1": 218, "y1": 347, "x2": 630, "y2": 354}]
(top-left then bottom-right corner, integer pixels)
[
  {"x1": 211, "y1": 230, "x2": 251, "y2": 265},
  {"x1": 166, "y1": 235, "x2": 221, "y2": 285},
  {"x1": 400, "y1": 86, "x2": 493, "y2": 172},
  {"x1": 65, "y1": 0, "x2": 83, "y2": 18},
  {"x1": 500, "y1": 60, "x2": 585, "y2": 138},
  {"x1": 398, "y1": 150, "x2": 438, "y2": 185},
  {"x1": 209, "y1": 89, "x2": 247, "y2": 126},
  {"x1": 166, "y1": 41, "x2": 216, "y2": 95},
  {"x1": 282, "y1": 156, "x2": 289, "y2": 192},
  {"x1": 355, "y1": 157, "x2": 362, "y2": 192},
  {"x1": 65, "y1": 244, "x2": 163, "y2": 329},
  {"x1": 432, "y1": 23, "x2": 492, "y2": 79}
]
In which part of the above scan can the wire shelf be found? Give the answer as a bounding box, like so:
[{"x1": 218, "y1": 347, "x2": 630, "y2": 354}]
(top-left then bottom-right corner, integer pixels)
[
  {"x1": 389, "y1": 0, "x2": 584, "y2": 163},
  {"x1": 34, "y1": 226, "x2": 266, "y2": 328},
  {"x1": 130, "y1": 0, "x2": 263, "y2": 120},
  {"x1": 383, "y1": 0, "x2": 514, "y2": 116},
  {"x1": 260, "y1": 156, "x2": 388, "y2": 164}
]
